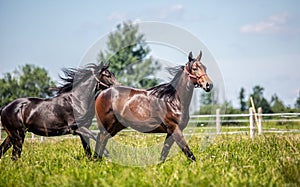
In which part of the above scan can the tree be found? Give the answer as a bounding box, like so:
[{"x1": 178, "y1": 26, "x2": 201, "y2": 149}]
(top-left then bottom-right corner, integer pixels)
[
  {"x1": 197, "y1": 90, "x2": 219, "y2": 115},
  {"x1": 0, "y1": 64, "x2": 55, "y2": 106},
  {"x1": 295, "y1": 91, "x2": 300, "y2": 112},
  {"x1": 98, "y1": 21, "x2": 160, "y2": 88},
  {"x1": 200, "y1": 91, "x2": 217, "y2": 106},
  {"x1": 238, "y1": 87, "x2": 247, "y2": 112},
  {"x1": 0, "y1": 72, "x2": 19, "y2": 106},
  {"x1": 270, "y1": 94, "x2": 286, "y2": 113},
  {"x1": 249, "y1": 85, "x2": 272, "y2": 113}
]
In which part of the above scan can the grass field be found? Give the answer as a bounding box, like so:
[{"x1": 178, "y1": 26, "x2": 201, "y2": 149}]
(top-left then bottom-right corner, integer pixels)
[{"x1": 0, "y1": 130, "x2": 299, "y2": 187}]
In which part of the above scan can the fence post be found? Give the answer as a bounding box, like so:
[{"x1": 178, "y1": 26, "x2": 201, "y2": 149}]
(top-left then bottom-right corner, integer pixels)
[
  {"x1": 249, "y1": 108, "x2": 255, "y2": 138},
  {"x1": 216, "y1": 108, "x2": 221, "y2": 134},
  {"x1": 258, "y1": 107, "x2": 263, "y2": 134}
]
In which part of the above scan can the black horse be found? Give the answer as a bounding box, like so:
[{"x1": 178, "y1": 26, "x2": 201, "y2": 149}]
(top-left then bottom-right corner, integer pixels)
[{"x1": 0, "y1": 63, "x2": 118, "y2": 160}]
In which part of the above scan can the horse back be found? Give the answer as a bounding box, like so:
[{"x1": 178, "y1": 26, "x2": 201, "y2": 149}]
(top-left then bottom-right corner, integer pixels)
[
  {"x1": 1, "y1": 96, "x2": 74, "y2": 133},
  {"x1": 95, "y1": 86, "x2": 170, "y2": 133},
  {"x1": 0, "y1": 98, "x2": 40, "y2": 129}
]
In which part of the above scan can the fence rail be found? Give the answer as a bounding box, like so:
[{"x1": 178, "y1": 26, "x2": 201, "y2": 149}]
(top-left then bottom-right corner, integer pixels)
[
  {"x1": 189, "y1": 113, "x2": 300, "y2": 124},
  {"x1": 1, "y1": 110, "x2": 300, "y2": 140}
]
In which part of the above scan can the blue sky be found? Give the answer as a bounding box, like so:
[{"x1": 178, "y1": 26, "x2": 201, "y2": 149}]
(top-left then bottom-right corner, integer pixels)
[{"x1": 1, "y1": 0, "x2": 300, "y2": 107}]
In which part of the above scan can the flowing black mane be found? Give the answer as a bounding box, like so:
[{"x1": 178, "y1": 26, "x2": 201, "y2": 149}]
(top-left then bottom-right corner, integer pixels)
[
  {"x1": 56, "y1": 63, "x2": 106, "y2": 94},
  {"x1": 147, "y1": 65, "x2": 184, "y2": 101}
]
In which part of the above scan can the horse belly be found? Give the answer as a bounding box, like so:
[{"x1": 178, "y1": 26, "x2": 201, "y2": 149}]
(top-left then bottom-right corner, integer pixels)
[
  {"x1": 127, "y1": 120, "x2": 163, "y2": 133},
  {"x1": 26, "y1": 105, "x2": 73, "y2": 136},
  {"x1": 28, "y1": 126, "x2": 70, "y2": 136}
]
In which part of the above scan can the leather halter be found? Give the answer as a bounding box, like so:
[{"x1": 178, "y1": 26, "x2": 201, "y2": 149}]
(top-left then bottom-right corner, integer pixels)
[
  {"x1": 94, "y1": 72, "x2": 110, "y2": 88},
  {"x1": 184, "y1": 65, "x2": 206, "y2": 80}
]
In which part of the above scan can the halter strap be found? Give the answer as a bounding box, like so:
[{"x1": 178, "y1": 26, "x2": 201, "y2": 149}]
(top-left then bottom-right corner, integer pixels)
[
  {"x1": 94, "y1": 74, "x2": 101, "y2": 82},
  {"x1": 98, "y1": 81, "x2": 110, "y2": 88},
  {"x1": 92, "y1": 68, "x2": 110, "y2": 89},
  {"x1": 184, "y1": 66, "x2": 206, "y2": 79}
]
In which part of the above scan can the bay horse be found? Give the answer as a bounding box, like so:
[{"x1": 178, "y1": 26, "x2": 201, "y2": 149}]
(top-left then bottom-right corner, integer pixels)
[
  {"x1": 94, "y1": 51, "x2": 213, "y2": 162},
  {"x1": 0, "y1": 63, "x2": 118, "y2": 160}
]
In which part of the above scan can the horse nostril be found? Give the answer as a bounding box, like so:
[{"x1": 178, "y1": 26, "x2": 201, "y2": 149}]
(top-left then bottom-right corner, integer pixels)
[{"x1": 206, "y1": 83, "x2": 213, "y2": 91}]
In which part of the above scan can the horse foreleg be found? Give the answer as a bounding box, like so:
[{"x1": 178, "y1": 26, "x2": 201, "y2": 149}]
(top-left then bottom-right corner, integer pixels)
[
  {"x1": 0, "y1": 136, "x2": 13, "y2": 158},
  {"x1": 75, "y1": 127, "x2": 110, "y2": 158},
  {"x1": 75, "y1": 127, "x2": 97, "y2": 141},
  {"x1": 172, "y1": 127, "x2": 196, "y2": 161},
  {"x1": 79, "y1": 135, "x2": 92, "y2": 158},
  {"x1": 160, "y1": 133, "x2": 175, "y2": 162}
]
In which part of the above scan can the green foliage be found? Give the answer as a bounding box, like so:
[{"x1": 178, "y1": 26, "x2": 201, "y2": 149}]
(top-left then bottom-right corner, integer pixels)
[
  {"x1": 270, "y1": 94, "x2": 286, "y2": 113},
  {"x1": 0, "y1": 72, "x2": 19, "y2": 106},
  {"x1": 238, "y1": 87, "x2": 247, "y2": 112},
  {"x1": 0, "y1": 64, "x2": 55, "y2": 106},
  {"x1": 198, "y1": 90, "x2": 239, "y2": 116},
  {"x1": 200, "y1": 90, "x2": 217, "y2": 106},
  {"x1": 249, "y1": 85, "x2": 272, "y2": 113},
  {"x1": 295, "y1": 91, "x2": 300, "y2": 112},
  {"x1": 197, "y1": 85, "x2": 298, "y2": 115},
  {"x1": 0, "y1": 134, "x2": 299, "y2": 186},
  {"x1": 98, "y1": 21, "x2": 160, "y2": 88}
]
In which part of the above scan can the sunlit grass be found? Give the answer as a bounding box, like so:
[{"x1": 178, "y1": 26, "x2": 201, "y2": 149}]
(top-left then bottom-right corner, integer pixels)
[{"x1": 0, "y1": 133, "x2": 299, "y2": 186}]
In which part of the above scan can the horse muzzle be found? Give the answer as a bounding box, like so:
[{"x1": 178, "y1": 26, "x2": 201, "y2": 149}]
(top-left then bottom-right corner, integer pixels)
[{"x1": 203, "y1": 82, "x2": 213, "y2": 92}]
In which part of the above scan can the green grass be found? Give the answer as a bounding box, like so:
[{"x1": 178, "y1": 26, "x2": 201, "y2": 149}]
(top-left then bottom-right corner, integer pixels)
[{"x1": 0, "y1": 132, "x2": 299, "y2": 187}]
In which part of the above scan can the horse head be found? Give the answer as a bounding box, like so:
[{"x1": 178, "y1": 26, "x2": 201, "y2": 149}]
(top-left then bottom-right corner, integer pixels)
[
  {"x1": 94, "y1": 63, "x2": 119, "y2": 92},
  {"x1": 184, "y1": 51, "x2": 213, "y2": 92}
]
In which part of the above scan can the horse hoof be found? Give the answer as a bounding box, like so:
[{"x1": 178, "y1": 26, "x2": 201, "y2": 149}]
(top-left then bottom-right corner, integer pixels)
[
  {"x1": 11, "y1": 156, "x2": 18, "y2": 161},
  {"x1": 190, "y1": 155, "x2": 196, "y2": 162}
]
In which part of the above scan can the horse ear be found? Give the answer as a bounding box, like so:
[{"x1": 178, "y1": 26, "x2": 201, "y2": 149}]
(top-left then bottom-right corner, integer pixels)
[
  {"x1": 101, "y1": 61, "x2": 110, "y2": 70},
  {"x1": 188, "y1": 52, "x2": 193, "y2": 62},
  {"x1": 196, "y1": 50, "x2": 202, "y2": 61}
]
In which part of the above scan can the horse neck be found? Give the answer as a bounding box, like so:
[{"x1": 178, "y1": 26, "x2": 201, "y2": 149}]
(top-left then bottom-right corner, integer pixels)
[
  {"x1": 69, "y1": 76, "x2": 96, "y2": 116},
  {"x1": 173, "y1": 72, "x2": 194, "y2": 111}
]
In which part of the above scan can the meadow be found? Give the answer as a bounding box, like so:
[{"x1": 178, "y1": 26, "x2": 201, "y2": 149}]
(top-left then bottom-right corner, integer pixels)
[{"x1": 0, "y1": 128, "x2": 299, "y2": 187}]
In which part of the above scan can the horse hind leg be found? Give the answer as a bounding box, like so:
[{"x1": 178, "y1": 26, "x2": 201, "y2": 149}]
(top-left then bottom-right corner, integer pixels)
[
  {"x1": 10, "y1": 130, "x2": 25, "y2": 160},
  {"x1": 0, "y1": 136, "x2": 13, "y2": 158},
  {"x1": 94, "y1": 130, "x2": 111, "y2": 160},
  {"x1": 94, "y1": 121, "x2": 125, "y2": 160}
]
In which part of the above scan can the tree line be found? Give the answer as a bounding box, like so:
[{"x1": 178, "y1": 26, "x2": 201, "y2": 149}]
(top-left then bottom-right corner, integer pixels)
[
  {"x1": 0, "y1": 64, "x2": 55, "y2": 106},
  {"x1": 198, "y1": 85, "x2": 300, "y2": 115},
  {"x1": 1, "y1": 21, "x2": 300, "y2": 114}
]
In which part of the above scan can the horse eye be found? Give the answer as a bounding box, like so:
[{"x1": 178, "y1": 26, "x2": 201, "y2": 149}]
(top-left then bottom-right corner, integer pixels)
[{"x1": 104, "y1": 71, "x2": 111, "y2": 78}]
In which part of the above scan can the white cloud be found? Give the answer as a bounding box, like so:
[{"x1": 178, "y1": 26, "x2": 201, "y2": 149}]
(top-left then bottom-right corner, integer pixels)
[
  {"x1": 158, "y1": 3, "x2": 184, "y2": 20},
  {"x1": 107, "y1": 12, "x2": 128, "y2": 22},
  {"x1": 170, "y1": 4, "x2": 184, "y2": 12},
  {"x1": 240, "y1": 12, "x2": 297, "y2": 34},
  {"x1": 105, "y1": 4, "x2": 185, "y2": 23}
]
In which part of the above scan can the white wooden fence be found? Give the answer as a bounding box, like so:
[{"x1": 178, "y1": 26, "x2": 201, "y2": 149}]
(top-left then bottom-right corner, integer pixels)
[
  {"x1": 1, "y1": 110, "x2": 300, "y2": 141},
  {"x1": 190, "y1": 109, "x2": 300, "y2": 138}
]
